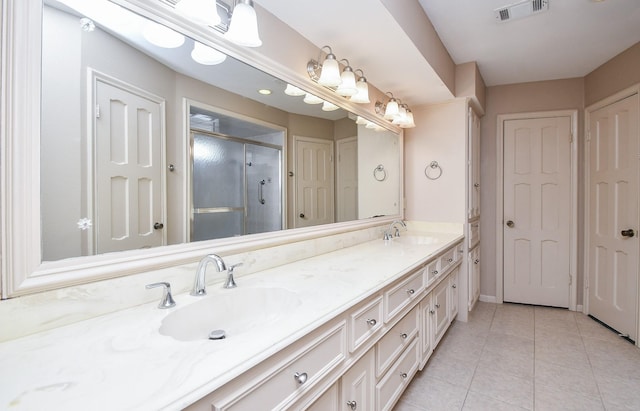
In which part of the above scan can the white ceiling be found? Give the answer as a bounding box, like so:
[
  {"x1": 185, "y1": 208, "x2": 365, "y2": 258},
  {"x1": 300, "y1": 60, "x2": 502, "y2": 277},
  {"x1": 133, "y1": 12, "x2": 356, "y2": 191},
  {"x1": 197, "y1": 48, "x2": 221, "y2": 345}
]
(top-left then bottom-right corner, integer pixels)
[{"x1": 258, "y1": 0, "x2": 640, "y2": 106}]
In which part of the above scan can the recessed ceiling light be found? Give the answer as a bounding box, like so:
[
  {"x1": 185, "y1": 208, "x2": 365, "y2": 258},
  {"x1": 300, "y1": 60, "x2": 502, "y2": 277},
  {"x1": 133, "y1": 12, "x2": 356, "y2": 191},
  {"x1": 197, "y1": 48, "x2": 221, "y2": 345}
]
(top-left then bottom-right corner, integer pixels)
[{"x1": 258, "y1": 89, "x2": 272, "y2": 95}]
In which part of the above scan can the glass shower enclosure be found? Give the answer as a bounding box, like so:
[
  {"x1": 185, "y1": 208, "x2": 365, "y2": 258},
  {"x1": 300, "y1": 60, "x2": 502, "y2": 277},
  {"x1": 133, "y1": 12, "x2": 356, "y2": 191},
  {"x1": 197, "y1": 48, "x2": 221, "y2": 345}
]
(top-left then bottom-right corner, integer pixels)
[{"x1": 190, "y1": 107, "x2": 284, "y2": 242}]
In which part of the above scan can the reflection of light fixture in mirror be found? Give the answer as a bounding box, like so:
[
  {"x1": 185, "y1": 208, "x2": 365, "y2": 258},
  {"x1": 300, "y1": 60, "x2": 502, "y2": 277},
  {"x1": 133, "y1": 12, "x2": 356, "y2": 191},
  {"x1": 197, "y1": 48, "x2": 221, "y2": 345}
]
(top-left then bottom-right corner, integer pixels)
[
  {"x1": 392, "y1": 103, "x2": 408, "y2": 125},
  {"x1": 143, "y1": 20, "x2": 185, "y2": 48},
  {"x1": 80, "y1": 17, "x2": 95, "y2": 32},
  {"x1": 224, "y1": 0, "x2": 262, "y2": 47},
  {"x1": 322, "y1": 101, "x2": 339, "y2": 111},
  {"x1": 355, "y1": 116, "x2": 368, "y2": 125},
  {"x1": 335, "y1": 59, "x2": 358, "y2": 97},
  {"x1": 350, "y1": 69, "x2": 370, "y2": 104},
  {"x1": 307, "y1": 46, "x2": 341, "y2": 87},
  {"x1": 191, "y1": 41, "x2": 227, "y2": 65},
  {"x1": 303, "y1": 93, "x2": 323, "y2": 104},
  {"x1": 175, "y1": 0, "x2": 221, "y2": 27},
  {"x1": 284, "y1": 84, "x2": 306, "y2": 96}
]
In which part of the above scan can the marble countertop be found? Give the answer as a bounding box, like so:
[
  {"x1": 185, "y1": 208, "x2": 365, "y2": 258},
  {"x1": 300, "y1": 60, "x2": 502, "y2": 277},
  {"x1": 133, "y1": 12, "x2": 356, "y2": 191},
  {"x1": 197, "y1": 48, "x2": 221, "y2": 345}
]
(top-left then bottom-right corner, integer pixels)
[{"x1": 0, "y1": 231, "x2": 462, "y2": 410}]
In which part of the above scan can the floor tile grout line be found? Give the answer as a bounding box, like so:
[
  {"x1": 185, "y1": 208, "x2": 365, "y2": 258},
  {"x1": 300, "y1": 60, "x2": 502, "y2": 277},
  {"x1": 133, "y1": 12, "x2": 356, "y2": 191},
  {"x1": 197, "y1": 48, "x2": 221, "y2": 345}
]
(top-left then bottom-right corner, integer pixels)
[{"x1": 577, "y1": 314, "x2": 609, "y2": 410}]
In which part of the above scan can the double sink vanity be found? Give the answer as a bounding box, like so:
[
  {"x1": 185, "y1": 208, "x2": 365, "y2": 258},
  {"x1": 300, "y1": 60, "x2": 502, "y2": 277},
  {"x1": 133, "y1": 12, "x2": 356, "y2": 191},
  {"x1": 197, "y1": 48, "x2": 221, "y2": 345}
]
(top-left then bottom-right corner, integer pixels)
[{"x1": 0, "y1": 225, "x2": 463, "y2": 410}]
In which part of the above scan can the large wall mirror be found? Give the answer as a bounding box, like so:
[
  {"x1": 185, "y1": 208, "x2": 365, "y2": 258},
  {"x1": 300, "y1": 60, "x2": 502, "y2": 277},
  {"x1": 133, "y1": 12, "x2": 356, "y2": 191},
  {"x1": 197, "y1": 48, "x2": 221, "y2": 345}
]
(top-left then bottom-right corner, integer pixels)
[{"x1": 1, "y1": 0, "x2": 402, "y2": 297}]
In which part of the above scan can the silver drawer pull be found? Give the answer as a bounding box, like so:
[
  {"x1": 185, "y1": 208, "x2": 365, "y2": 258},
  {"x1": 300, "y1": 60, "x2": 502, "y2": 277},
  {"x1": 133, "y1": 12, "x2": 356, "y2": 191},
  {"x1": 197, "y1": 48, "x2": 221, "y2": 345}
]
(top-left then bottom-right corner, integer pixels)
[
  {"x1": 452, "y1": 284, "x2": 457, "y2": 289},
  {"x1": 366, "y1": 318, "x2": 377, "y2": 326},
  {"x1": 294, "y1": 372, "x2": 308, "y2": 384},
  {"x1": 432, "y1": 270, "x2": 438, "y2": 275},
  {"x1": 406, "y1": 289, "x2": 415, "y2": 295},
  {"x1": 400, "y1": 333, "x2": 408, "y2": 339},
  {"x1": 400, "y1": 372, "x2": 408, "y2": 379},
  {"x1": 448, "y1": 258, "x2": 453, "y2": 263},
  {"x1": 347, "y1": 400, "x2": 357, "y2": 410},
  {"x1": 474, "y1": 259, "x2": 480, "y2": 264},
  {"x1": 435, "y1": 303, "x2": 440, "y2": 309},
  {"x1": 430, "y1": 309, "x2": 435, "y2": 315}
]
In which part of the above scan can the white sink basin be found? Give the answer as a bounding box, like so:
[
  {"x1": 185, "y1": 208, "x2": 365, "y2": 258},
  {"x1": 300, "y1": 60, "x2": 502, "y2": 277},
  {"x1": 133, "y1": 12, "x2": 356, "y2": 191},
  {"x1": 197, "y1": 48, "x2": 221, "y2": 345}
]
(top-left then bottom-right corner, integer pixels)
[
  {"x1": 393, "y1": 235, "x2": 439, "y2": 246},
  {"x1": 159, "y1": 287, "x2": 302, "y2": 341}
]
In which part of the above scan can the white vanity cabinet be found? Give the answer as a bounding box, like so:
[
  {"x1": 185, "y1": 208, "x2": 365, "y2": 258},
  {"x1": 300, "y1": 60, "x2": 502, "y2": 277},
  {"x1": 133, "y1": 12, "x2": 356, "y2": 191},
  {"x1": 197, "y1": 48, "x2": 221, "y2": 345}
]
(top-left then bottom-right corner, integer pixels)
[
  {"x1": 189, "y1": 240, "x2": 463, "y2": 411},
  {"x1": 449, "y1": 267, "x2": 460, "y2": 319},
  {"x1": 468, "y1": 245, "x2": 481, "y2": 310}
]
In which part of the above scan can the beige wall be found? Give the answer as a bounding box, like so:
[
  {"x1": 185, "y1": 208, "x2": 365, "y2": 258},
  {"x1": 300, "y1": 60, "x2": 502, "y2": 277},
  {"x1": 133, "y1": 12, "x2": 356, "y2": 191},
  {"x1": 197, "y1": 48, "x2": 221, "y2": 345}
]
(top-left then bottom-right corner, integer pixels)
[
  {"x1": 480, "y1": 78, "x2": 585, "y2": 302},
  {"x1": 585, "y1": 42, "x2": 640, "y2": 107}
]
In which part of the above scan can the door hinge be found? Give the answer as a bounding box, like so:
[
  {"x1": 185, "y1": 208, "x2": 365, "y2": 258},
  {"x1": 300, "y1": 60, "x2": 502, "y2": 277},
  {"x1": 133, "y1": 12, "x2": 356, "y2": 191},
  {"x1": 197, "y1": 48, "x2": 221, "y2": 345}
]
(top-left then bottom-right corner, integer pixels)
[
  {"x1": 569, "y1": 274, "x2": 572, "y2": 286},
  {"x1": 570, "y1": 132, "x2": 573, "y2": 143},
  {"x1": 95, "y1": 104, "x2": 101, "y2": 119}
]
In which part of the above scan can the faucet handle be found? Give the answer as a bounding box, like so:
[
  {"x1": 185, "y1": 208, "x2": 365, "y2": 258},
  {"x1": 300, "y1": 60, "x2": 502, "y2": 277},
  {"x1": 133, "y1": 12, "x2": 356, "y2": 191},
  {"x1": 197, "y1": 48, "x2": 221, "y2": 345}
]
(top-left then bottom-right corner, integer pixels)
[
  {"x1": 146, "y1": 282, "x2": 176, "y2": 309},
  {"x1": 223, "y1": 263, "x2": 243, "y2": 289}
]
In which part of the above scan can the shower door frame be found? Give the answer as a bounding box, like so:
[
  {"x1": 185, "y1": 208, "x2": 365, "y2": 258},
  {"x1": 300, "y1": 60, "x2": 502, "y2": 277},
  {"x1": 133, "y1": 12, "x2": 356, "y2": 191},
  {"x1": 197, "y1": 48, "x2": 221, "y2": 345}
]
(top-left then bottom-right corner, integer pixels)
[{"x1": 183, "y1": 99, "x2": 287, "y2": 244}]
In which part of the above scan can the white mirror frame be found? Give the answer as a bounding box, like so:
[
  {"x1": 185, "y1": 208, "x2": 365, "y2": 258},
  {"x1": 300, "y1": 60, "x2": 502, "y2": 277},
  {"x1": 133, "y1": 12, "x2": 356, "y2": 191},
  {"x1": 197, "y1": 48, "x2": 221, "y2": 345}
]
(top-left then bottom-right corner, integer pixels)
[{"x1": 0, "y1": 0, "x2": 404, "y2": 298}]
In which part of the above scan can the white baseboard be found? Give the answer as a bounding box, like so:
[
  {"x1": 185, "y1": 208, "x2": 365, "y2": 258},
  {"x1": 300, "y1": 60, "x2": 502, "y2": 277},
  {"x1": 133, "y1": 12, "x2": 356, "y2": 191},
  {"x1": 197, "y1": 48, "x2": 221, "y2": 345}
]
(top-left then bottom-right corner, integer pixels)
[{"x1": 479, "y1": 294, "x2": 497, "y2": 303}]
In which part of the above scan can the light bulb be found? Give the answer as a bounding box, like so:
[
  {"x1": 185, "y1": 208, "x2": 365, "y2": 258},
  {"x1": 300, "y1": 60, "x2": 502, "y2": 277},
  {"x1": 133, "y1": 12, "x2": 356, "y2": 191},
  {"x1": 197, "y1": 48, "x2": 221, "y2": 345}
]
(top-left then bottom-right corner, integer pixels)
[
  {"x1": 384, "y1": 98, "x2": 399, "y2": 120},
  {"x1": 350, "y1": 78, "x2": 370, "y2": 103},
  {"x1": 318, "y1": 54, "x2": 341, "y2": 87},
  {"x1": 336, "y1": 67, "x2": 357, "y2": 96}
]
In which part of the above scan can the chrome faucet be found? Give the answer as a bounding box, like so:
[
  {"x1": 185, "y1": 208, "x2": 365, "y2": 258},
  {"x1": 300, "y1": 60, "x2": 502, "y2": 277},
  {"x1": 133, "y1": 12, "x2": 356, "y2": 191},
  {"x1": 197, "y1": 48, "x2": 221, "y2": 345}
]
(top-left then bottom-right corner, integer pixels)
[
  {"x1": 383, "y1": 219, "x2": 407, "y2": 240},
  {"x1": 191, "y1": 254, "x2": 227, "y2": 296}
]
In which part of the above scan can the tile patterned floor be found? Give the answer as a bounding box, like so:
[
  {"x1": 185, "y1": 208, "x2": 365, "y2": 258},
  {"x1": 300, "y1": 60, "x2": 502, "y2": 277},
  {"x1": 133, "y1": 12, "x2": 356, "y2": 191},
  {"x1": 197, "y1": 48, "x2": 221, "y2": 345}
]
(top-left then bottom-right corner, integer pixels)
[{"x1": 393, "y1": 302, "x2": 640, "y2": 411}]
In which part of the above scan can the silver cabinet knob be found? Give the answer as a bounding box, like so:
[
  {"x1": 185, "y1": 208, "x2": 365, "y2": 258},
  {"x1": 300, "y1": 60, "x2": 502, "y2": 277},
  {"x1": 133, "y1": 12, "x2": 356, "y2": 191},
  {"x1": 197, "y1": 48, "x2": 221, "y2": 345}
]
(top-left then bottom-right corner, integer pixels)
[
  {"x1": 347, "y1": 400, "x2": 357, "y2": 410},
  {"x1": 474, "y1": 259, "x2": 480, "y2": 264},
  {"x1": 400, "y1": 333, "x2": 408, "y2": 339},
  {"x1": 506, "y1": 220, "x2": 514, "y2": 228},
  {"x1": 299, "y1": 213, "x2": 305, "y2": 218},
  {"x1": 294, "y1": 372, "x2": 308, "y2": 384},
  {"x1": 366, "y1": 318, "x2": 377, "y2": 326},
  {"x1": 452, "y1": 284, "x2": 457, "y2": 289},
  {"x1": 474, "y1": 183, "x2": 480, "y2": 188},
  {"x1": 406, "y1": 289, "x2": 415, "y2": 295},
  {"x1": 400, "y1": 372, "x2": 408, "y2": 379},
  {"x1": 432, "y1": 270, "x2": 438, "y2": 275},
  {"x1": 435, "y1": 303, "x2": 440, "y2": 309},
  {"x1": 448, "y1": 258, "x2": 453, "y2": 263},
  {"x1": 153, "y1": 222, "x2": 164, "y2": 230},
  {"x1": 430, "y1": 309, "x2": 435, "y2": 314}
]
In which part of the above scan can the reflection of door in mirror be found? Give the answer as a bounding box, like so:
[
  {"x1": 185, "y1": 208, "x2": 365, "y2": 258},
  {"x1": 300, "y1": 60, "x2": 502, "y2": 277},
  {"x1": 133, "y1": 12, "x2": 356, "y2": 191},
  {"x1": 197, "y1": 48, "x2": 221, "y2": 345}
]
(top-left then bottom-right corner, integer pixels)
[
  {"x1": 94, "y1": 78, "x2": 166, "y2": 255},
  {"x1": 336, "y1": 136, "x2": 358, "y2": 222},
  {"x1": 294, "y1": 136, "x2": 335, "y2": 228},
  {"x1": 189, "y1": 107, "x2": 284, "y2": 241}
]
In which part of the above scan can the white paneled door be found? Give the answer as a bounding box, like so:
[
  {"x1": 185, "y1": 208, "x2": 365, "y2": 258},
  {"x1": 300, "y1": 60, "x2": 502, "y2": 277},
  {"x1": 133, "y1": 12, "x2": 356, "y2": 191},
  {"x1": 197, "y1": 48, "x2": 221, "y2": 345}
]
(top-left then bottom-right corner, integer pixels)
[
  {"x1": 503, "y1": 116, "x2": 572, "y2": 307},
  {"x1": 95, "y1": 79, "x2": 165, "y2": 254},
  {"x1": 336, "y1": 136, "x2": 358, "y2": 223},
  {"x1": 294, "y1": 136, "x2": 334, "y2": 228},
  {"x1": 588, "y1": 93, "x2": 639, "y2": 339}
]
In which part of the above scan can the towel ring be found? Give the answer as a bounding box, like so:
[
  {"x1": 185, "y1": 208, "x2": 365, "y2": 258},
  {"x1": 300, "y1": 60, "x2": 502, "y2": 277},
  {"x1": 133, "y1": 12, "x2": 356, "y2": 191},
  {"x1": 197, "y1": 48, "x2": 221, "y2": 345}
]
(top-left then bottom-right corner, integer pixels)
[
  {"x1": 425, "y1": 161, "x2": 443, "y2": 180},
  {"x1": 373, "y1": 164, "x2": 387, "y2": 181}
]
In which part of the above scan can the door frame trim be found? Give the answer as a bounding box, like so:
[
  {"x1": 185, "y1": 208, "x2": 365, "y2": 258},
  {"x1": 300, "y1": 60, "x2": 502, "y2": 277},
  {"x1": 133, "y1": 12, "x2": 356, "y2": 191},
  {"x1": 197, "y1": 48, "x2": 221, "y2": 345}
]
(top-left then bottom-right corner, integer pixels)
[
  {"x1": 584, "y1": 84, "x2": 640, "y2": 345},
  {"x1": 495, "y1": 110, "x2": 578, "y2": 310}
]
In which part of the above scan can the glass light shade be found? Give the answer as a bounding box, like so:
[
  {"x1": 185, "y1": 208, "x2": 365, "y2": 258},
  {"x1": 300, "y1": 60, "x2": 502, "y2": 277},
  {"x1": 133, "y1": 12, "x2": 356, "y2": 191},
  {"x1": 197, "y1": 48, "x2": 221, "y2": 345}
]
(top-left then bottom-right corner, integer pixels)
[
  {"x1": 383, "y1": 99, "x2": 399, "y2": 120},
  {"x1": 401, "y1": 111, "x2": 416, "y2": 128},
  {"x1": 191, "y1": 42, "x2": 227, "y2": 65},
  {"x1": 224, "y1": 2, "x2": 262, "y2": 47},
  {"x1": 322, "y1": 101, "x2": 339, "y2": 111},
  {"x1": 392, "y1": 106, "x2": 408, "y2": 125},
  {"x1": 350, "y1": 79, "x2": 370, "y2": 104},
  {"x1": 318, "y1": 55, "x2": 341, "y2": 87},
  {"x1": 284, "y1": 84, "x2": 305, "y2": 96},
  {"x1": 143, "y1": 21, "x2": 185, "y2": 48},
  {"x1": 175, "y1": 0, "x2": 221, "y2": 27},
  {"x1": 303, "y1": 93, "x2": 323, "y2": 104},
  {"x1": 365, "y1": 121, "x2": 377, "y2": 129},
  {"x1": 355, "y1": 116, "x2": 368, "y2": 125},
  {"x1": 335, "y1": 69, "x2": 357, "y2": 96}
]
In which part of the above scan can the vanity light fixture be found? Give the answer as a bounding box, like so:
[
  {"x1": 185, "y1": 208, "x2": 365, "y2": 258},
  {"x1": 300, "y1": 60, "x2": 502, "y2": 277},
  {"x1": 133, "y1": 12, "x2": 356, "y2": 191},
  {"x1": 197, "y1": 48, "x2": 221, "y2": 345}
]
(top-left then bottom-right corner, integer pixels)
[
  {"x1": 284, "y1": 84, "x2": 306, "y2": 96},
  {"x1": 224, "y1": 0, "x2": 262, "y2": 47},
  {"x1": 307, "y1": 46, "x2": 342, "y2": 87},
  {"x1": 355, "y1": 116, "x2": 368, "y2": 125},
  {"x1": 175, "y1": 0, "x2": 222, "y2": 27},
  {"x1": 402, "y1": 108, "x2": 416, "y2": 128},
  {"x1": 143, "y1": 20, "x2": 185, "y2": 48},
  {"x1": 191, "y1": 41, "x2": 227, "y2": 65},
  {"x1": 350, "y1": 69, "x2": 371, "y2": 104},
  {"x1": 335, "y1": 59, "x2": 358, "y2": 97},
  {"x1": 375, "y1": 93, "x2": 417, "y2": 127},
  {"x1": 383, "y1": 93, "x2": 399, "y2": 120}
]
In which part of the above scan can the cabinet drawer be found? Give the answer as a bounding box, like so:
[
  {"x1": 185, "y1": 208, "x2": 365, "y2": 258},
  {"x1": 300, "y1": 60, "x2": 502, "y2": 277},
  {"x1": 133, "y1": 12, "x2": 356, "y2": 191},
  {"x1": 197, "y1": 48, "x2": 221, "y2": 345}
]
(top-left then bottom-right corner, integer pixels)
[
  {"x1": 376, "y1": 306, "x2": 419, "y2": 377},
  {"x1": 425, "y1": 258, "x2": 441, "y2": 285},
  {"x1": 349, "y1": 296, "x2": 384, "y2": 352},
  {"x1": 376, "y1": 338, "x2": 420, "y2": 411},
  {"x1": 305, "y1": 383, "x2": 339, "y2": 411},
  {"x1": 468, "y1": 222, "x2": 480, "y2": 248},
  {"x1": 384, "y1": 271, "x2": 423, "y2": 321},
  {"x1": 439, "y1": 247, "x2": 456, "y2": 274},
  {"x1": 213, "y1": 323, "x2": 346, "y2": 411}
]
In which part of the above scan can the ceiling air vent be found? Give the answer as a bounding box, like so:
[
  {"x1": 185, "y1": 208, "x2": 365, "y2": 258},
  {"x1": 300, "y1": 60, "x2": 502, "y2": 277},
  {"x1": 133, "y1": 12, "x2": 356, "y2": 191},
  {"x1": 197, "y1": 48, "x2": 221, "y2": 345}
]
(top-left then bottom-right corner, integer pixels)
[{"x1": 495, "y1": 0, "x2": 549, "y2": 22}]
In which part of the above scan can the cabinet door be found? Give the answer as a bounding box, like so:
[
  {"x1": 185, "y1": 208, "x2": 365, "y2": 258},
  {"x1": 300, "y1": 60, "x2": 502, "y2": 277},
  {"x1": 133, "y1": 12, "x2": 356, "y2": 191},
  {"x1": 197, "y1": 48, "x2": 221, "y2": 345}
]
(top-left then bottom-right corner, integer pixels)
[
  {"x1": 419, "y1": 293, "x2": 433, "y2": 369},
  {"x1": 432, "y1": 280, "x2": 450, "y2": 346},
  {"x1": 468, "y1": 245, "x2": 480, "y2": 310},
  {"x1": 341, "y1": 350, "x2": 375, "y2": 411},
  {"x1": 307, "y1": 383, "x2": 339, "y2": 411},
  {"x1": 468, "y1": 107, "x2": 481, "y2": 220},
  {"x1": 449, "y1": 267, "x2": 459, "y2": 319}
]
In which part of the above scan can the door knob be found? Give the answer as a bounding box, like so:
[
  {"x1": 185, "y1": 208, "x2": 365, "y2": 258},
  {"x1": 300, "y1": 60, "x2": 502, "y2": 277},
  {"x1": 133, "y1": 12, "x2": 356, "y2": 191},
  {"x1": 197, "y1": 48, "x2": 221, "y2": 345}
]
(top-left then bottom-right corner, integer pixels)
[
  {"x1": 153, "y1": 222, "x2": 164, "y2": 230},
  {"x1": 506, "y1": 220, "x2": 514, "y2": 228},
  {"x1": 621, "y1": 229, "x2": 635, "y2": 238},
  {"x1": 299, "y1": 213, "x2": 305, "y2": 218}
]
